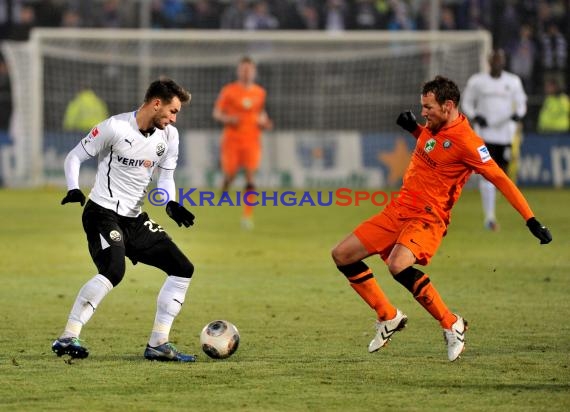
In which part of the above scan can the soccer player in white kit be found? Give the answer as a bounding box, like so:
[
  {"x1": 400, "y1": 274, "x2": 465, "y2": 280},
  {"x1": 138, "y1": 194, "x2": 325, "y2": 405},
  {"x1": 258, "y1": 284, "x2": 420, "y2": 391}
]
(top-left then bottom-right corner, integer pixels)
[
  {"x1": 52, "y1": 79, "x2": 197, "y2": 362},
  {"x1": 462, "y1": 49, "x2": 528, "y2": 231}
]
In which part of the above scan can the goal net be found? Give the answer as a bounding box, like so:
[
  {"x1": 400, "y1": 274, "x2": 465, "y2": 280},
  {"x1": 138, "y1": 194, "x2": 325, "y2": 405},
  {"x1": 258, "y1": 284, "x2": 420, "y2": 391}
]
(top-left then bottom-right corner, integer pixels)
[{"x1": 2, "y1": 29, "x2": 490, "y2": 187}]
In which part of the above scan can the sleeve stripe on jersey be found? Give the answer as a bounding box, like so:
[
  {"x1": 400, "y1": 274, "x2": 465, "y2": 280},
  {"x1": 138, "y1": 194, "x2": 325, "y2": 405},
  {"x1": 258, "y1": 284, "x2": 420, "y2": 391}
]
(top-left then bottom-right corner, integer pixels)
[
  {"x1": 106, "y1": 148, "x2": 113, "y2": 197},
  {"x1": 80, "y1": 140, "x2": 95, "y2": 157},
  {"x1": 157, "y1": 165, "x2": 175, "y2": 171}
]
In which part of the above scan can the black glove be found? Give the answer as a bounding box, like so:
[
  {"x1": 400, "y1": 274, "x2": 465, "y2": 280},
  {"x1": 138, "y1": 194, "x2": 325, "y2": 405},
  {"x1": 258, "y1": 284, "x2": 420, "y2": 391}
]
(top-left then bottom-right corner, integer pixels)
[
  {"x1": 511, "y1": 114, "x2": 522, "y2": 122},
  {"x1": 396, "y1": 111, "x2": 418, "y2": 133},
  {"x1": 166, "y1": 200, "x2": 195, "y2": 228},
  {"x1": 61, "y1": 189, "x2": 86, "y2": 206},
  {"x1": 472, "y1": 115, "x2": 488, "y2": 127},
  {"x1": 526, "y1": 217, "x2": 552, "y2": 244}
]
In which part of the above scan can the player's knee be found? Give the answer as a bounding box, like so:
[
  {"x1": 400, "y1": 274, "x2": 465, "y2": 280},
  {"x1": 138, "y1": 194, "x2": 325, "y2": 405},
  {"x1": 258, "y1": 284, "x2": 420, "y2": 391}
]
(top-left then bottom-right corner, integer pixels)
[
  {"x1": 170, "y1": 254, "x2": 194, "y2": 278},
  {"x1": 387, "y1": 256, "x2": 414, "y2": 275},
  {"x1": 96, "y1": 247, "x2": 126, "y2": 287},
  {"x1": 180, "y1": 258, "x2": 194, "y2": 278},
  {"x1": 331, "y1": 245, "x2": 346, "y2": 266},
  {"x1": 101, "y1": 259, "x2": 126, "y2": 287}
]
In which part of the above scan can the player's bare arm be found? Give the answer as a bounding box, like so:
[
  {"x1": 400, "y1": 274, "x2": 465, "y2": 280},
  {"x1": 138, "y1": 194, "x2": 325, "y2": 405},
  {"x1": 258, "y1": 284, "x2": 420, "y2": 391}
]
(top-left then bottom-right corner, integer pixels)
[
  {"x1": 257, "y1": 110, "x2": 273, "y2": 131},
  {"x1": 212, "y1": 106, "x2": 238, "y2": 125}
]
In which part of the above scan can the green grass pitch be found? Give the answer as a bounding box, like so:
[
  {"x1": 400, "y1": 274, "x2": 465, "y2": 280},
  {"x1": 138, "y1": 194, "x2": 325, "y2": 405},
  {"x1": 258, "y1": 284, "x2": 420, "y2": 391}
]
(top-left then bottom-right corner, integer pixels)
[{"x1": 0, "y1": 187, "x2": 568, "y2": 411}]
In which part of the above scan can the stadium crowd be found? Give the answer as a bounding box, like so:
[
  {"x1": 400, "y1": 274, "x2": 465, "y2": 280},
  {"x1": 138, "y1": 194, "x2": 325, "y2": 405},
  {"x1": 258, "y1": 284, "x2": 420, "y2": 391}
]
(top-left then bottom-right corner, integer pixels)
[{"x1": 0, "y1": 0, "x2": 568, "y2": 131}]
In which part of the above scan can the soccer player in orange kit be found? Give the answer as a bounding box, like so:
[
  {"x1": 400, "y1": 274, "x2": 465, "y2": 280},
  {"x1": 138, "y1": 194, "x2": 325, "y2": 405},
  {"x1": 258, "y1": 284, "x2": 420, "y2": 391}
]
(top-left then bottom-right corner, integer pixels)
[
  {"x1": 331, "y1": 76, "x2": 552, "y2": 361},
  {"x1": 213, "y1": 56, "x2": 273, "y2": 230}
]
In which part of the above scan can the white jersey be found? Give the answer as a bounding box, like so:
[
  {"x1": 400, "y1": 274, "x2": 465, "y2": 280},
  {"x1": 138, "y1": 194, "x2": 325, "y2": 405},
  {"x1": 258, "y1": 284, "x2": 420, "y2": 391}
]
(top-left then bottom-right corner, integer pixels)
[
  {"x1": 79, "y1": 111, "x2": 179, "y2": 217},
  {"x1": 462, "y1": 71, "x2": 527, "y2": 145}
]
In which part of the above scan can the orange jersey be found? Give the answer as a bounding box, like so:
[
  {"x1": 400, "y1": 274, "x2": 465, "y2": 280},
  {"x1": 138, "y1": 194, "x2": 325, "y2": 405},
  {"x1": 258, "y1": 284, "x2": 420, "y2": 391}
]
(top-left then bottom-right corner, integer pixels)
[
  {"x1": 398, "y1": 113, "x2": 533, "y2": 225},
  {"x1": 215, "y1": 82, "x2": 267, "y2": 144}
]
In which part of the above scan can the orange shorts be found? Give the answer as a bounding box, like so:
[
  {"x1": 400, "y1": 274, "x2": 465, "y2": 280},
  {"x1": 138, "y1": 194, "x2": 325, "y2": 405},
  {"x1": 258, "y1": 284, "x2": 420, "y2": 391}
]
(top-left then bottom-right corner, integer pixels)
[
  {"x1": 221, "y1": 141, "x2": 261, "y2": 176},
  {"x1": 354, "y1": 201, "x2": 446, "y2": 266}
]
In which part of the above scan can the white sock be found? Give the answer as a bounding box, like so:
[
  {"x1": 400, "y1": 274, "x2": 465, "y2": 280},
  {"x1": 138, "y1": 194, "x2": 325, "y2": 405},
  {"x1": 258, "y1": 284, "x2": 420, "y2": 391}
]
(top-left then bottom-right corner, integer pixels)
[
  {"x1": 148, "y1": 276, "x2": 191, "y2": 347},
  {"x1": 61, "y1": 274, "x2": 113, "y2": 339},
  {"x1": 479, "y1": 177, "x2": 496, "y2": 223}
]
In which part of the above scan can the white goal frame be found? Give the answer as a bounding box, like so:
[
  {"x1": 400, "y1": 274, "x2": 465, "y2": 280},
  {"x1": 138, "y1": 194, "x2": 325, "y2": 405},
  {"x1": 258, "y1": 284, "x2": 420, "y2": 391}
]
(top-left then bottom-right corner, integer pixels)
[{"x1": 2, "y1": 29, "x2": 491, "y2": 187}]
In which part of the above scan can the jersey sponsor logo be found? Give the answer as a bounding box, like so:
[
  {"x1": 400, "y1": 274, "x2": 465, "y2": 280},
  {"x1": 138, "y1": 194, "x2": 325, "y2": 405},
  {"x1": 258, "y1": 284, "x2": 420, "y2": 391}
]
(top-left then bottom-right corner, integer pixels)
[
  {"x1": 117, "y1": 155, "x2": 156, "y2": 168},
  {"x1": 109, "y1": 230, "x2": 122, "y2": 242},
  {"x1": 443, "y1": 140, "x2": 452, "y2": 149},
  {"x1": 415, "y1": 147, "x2": 437, "y2": 168},
  {"x1": 90, "y1": 127, "x2": 99, "y2": 138},
  {"x1": 477, "y1": 145, "x2": 492, "y2": 162},
  {"x1": 156, "y1": 142, "x2": 165, "y2": 156},
  {"x1": 424, "y1": 138, "x2": 436, "y2": 153}
]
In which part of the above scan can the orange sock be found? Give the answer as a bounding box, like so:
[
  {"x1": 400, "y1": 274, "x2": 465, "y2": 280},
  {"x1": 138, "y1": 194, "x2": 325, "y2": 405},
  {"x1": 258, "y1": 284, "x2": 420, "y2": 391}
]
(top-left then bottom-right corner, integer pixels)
[
  {"x1": 243, "y1": 193, "x2": 255, "y2": 218},
  {"x1": 412, "y1": 275, "x2": 456, "y2": 329},
  {"x1": 347, "y1": 269, "x2": 397, "y2": 321}
]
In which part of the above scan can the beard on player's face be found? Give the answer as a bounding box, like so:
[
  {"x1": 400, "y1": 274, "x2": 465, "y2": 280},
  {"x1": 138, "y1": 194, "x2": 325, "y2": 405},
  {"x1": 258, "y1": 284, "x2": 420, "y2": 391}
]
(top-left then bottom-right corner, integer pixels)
[
  {"x1": 152, "y1": 113, "x2": 169, "y2": 129},
  {"x1": 426, "y1": 113, "x2": 444, "y2": 132},
  {"x1": 154, "y1": 119, "x2": 165, "y2": 130},
  {"x1": 153, "y1": 98, "x2": 180, "y2": 130}
]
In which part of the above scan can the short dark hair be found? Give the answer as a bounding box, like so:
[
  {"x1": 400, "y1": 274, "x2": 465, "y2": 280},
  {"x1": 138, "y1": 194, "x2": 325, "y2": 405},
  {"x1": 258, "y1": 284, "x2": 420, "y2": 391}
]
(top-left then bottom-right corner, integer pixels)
[
  {"x1": 240, "y1": 55, "x2": 255, "y2": 65},
  {"x1": 144, "y1": 78, "x2": 191, "y2": 105},
  {"x1": 422, "y1": 75, "x2": 460, "y2": 106}
]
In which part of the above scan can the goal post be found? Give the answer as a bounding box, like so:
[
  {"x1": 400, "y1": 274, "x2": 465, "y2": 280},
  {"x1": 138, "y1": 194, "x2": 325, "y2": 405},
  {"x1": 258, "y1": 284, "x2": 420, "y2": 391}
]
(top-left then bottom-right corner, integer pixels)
[{"x1": 2, "y1": 29, "x2": 491, "y2": 187}]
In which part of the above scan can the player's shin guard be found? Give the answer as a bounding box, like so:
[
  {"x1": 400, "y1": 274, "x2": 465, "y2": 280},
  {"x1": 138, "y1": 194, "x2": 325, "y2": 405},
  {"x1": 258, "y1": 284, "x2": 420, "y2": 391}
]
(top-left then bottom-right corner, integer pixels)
[
  {"x1": 394, "y1": 267, "x2": 456, "y2": 328},
  {"x1": 149, "y1": 276, "x2": 191, "y2": 347},
  {"x1": 337, "y1": 261, "x2": 396, "y2": 321},
  {"x1": 62, "y1": 274, "x2": 113, "y2": 339}
]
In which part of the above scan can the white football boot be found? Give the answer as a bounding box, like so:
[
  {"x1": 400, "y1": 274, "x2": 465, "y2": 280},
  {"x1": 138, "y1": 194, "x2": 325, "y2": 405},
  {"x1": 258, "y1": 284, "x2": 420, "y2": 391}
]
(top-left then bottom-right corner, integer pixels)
[
  {"x1": 443, "y1": 314, "x2": 468, "y2": 361},
  {"x1": 368, "y1": 309, "x2": 408, "y2": 353}
]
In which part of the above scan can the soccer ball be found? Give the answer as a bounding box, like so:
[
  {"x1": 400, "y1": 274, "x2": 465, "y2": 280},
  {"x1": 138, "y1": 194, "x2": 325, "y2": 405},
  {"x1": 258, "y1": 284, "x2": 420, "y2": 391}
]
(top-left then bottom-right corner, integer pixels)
[{"x1": 200, "y1": 320, "x2": 240, "y2": 359}]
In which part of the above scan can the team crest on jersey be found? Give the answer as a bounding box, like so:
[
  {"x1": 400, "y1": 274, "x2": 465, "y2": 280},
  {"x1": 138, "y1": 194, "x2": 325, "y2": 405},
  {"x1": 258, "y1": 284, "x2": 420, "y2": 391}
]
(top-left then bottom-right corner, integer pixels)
[
  {"x1": 477, "y1": 145, "x2": 491, "y2": 162},
  {"x1": 156, "y1": 142, "x2": 165, "y2": 156},
  {"x1": 109, "y1": 230, "x2": 121, "y2": 242},
  {"x1": 443, "y1": 140, "x2": 452, "y2": 149},
  {"x1": 242, "y1": 97, "x2": 252, "y2": 109},
  {"x1": 424, "y1": 138, "x2": 436, "y2": 153},
  {"x1": 90, "y1": 127, "x2": 99, "y2": 138}
]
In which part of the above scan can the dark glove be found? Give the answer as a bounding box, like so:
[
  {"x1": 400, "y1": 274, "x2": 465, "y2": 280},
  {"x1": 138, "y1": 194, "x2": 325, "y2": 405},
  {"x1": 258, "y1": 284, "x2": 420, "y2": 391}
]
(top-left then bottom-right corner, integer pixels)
[
  {"x1": 61, "y1": 189, "x2": 86, "y2": 206},
  {"x1": 526, "y1": 217, "x2": 552, "y2": 244},
  {"x1": 396, "y1": 111, "x2": 418, "y2": 133},
  {"x1": 166, "y1": 200, "x2": 195, "y2": 228},
  {"x1": 472, "y1": 115, "x2": 488, "y2": 127},
  {"x1": 511, "y1": 114, "x2": 522, "y2": 122}
]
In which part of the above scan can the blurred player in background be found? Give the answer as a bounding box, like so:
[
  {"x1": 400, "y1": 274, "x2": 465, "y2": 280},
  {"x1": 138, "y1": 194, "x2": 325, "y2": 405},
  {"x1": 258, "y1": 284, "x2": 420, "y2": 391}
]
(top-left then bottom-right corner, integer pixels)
[
  {"x1": 332, "y1": 76, "x2": 551, "y2": 361},
  {"x1": 213, "y1": 56, "x2": 273, "y2": 230},
  {"x1": 53, "y1": 78, "x2": 197, "y2": 362},
  {"x1": 63, "y1": 84, "x2": 109, "y2": 133},
  {"x1": 462, "y1": 49, "x2": 527, "y2": 231}
]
